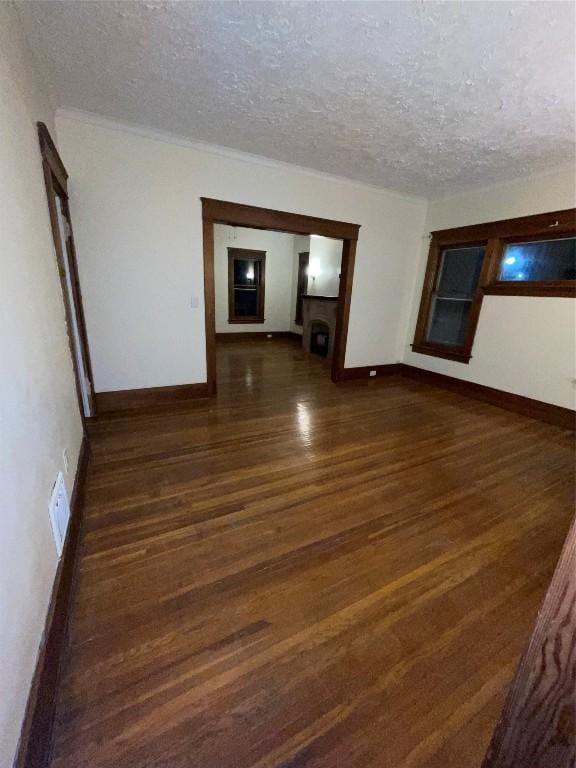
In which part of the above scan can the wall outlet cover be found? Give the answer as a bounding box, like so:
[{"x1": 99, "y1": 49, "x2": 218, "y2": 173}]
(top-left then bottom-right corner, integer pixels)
[{"x1": 369, "y1": 370, "x2": 377, "y2": 377}]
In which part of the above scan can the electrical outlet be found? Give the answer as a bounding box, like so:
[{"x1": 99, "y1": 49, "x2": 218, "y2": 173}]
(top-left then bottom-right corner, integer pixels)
[
  {"x1": 267, "y1": 334, "x2": 272, "y2": 338},
  {"x1": 369, "y1": 370, "x2": 377, "y2": 377},
  {"x1": 48, "y1": 473, "x2": 70, "y2": 558},
  {"x1": 190, "y1": 295, "x2": 199, "y2": 309},
  {"x1": 62, "y1": 448, "x2": 69, "y2": 474}
]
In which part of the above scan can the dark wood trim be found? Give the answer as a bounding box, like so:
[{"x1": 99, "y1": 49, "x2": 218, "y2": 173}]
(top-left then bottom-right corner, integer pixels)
[
  {"x1": 201, "y1": 198, "x2": 360, "y2": 241},
  {"x1": 227, "y1": 318, "x2": 266, "y2": 324},
  {"x1": 15, "y1": 436, "x2": 90, "y2": 768},
  {"x1": 432, "y1": 208, "x2": 576, "y2": 245},
  {"x1": 331, "y1": 237, "x2": 356, "y2": 382},
  {"x1": 295, "y1": 252, "x2": 309, "y2": 326},
  {"x1": 414, "y1": 210, "x2": 576, "y2": 364},
  {"x1": 227, "y1": 248, "x2": 266, "y2": 324},
  {"x1": 482, "y1": 513, "x2": 576, "y2": 768},
  {"x1": 410, "y1": 343, "x2": 471, "y2": 364},
  {"x1": 339, "y1": 363, "x2": 402, "y2": 381},
  {"x1": 37, "y1": 122, "x2": 96, "y2": 420},
  {"x1": 202, "y1": 199, "x2": 359, "y2": 389},
  {"x1": 484, "y1": 281, "x2": 576, "y2": 298},
  {"x1": 400, "y1": 365, "x2": 575, "y2": 430},
  {"x1": 412, "y1": 240, "x2": 488, "y2": 365},
  {"x1": 37, "y1": 122, "x2": 68, "y2": 193},
  {"x1": 94, "y1": 383, "x2": 210, "y2": 413},
  {"x1": 202, "y1": 218, "x2": 217, "y2": 396},
  {"x1": 216, "y1": 331, "x2": 301, "y2": 342}
]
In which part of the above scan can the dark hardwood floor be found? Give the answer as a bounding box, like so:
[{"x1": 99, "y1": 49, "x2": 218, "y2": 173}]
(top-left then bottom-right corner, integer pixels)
[{"x1": 51, "y1": 338, "x2": 575, "y2": 768}]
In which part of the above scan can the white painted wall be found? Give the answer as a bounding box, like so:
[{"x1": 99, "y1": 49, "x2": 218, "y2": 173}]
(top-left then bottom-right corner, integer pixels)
[
  {"x1": 290, "y1": 235, "x2": 310, "y2": 336},
  {"x1": 0, "y1": 7, "x2": 84, "y2": 766},
  {"x1": 308, "y1": 236, "x2": 342, "y2": 297},
  {"x1": 214, "y1": 225, "x2": 296, "y2": 333},
  {"x1": 402, "y1": 166, "x2": 576, "y2": 409},
  {"x1": 55, "y1": 110, "x2": 427, "y2": 392}
]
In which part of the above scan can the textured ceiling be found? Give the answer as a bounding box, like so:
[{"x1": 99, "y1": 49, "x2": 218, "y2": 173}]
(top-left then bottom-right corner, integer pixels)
[{"x1": 17, "y1": 0, "x2": 576, "y2": 197}]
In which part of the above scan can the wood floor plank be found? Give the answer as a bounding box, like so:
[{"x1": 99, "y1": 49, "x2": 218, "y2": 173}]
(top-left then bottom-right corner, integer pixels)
[{"x1": 50, "y1": 339, "x2": 574, "y2": 768}]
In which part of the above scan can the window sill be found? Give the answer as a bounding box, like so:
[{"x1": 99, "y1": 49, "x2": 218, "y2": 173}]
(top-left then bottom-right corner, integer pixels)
[
  {"x1": 411, "y1": 343, "x2": 471, "y2": 364},
  {"x1": 228, "y1": 318, "x2": 265, "y2": 324},
  {"x1": 483, "y1": 282, "x2": 576, "y2": 298}
]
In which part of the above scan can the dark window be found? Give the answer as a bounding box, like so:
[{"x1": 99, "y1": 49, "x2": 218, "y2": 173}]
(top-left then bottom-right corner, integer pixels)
[
  {"x1": 412, "y1": 208, "x2": 575, "y2": 363},
  {"x1": 425, "y1": 246, "x2": 485, "y2": 348},
  {"x1": 499, "y1": 238, "x2": 576, "y2": 282},
  {"x1": 228, "y1": 249, "x2": 266, "y2": 323}
]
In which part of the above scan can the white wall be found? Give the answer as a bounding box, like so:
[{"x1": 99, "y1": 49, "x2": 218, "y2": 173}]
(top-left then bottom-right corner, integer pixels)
[
  {"x1": 0, "y1": 7, "x2": 84, "y2": 766},
  {"x1": 215, "y1": 225, "x2": 296, "y2": 333},
  {"x1": 55, "y1": 111, "x2": 427, "y2": 391},
  {"x1": 402, "y1": 166, "x2": 576, "y2": 409},
  {"x1": 308, "y1": 235, "x2": 342, "y2": 297},
  {"x1": 289, "y1": 234, "x2": 311, "y2": 336}
]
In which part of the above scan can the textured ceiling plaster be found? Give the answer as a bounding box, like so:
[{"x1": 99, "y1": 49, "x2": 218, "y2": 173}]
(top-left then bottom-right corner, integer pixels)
[{"x1": 16, "y1": 0, "x2": 576, "y2": 197}]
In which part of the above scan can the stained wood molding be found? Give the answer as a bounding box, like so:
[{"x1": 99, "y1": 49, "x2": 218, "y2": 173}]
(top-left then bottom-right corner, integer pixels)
[
  {"x1": 15, "y1": 437, "x2": 90, "y2": 768},
  {"x1": 94, "y1": 383, "x2": 210, "y2": 413},
  {"x1": 482, "y1": 514, "x2": 576, "y2": 768},
  {"x1": 413, "y1": 209, "x2": 576, "y2": 365},
  {"x1": 401, "y1": 365, "x2": 575, "y2": 430},
  {"x1": 201, "y1": 198, "x2": 360, "y2": 240},
  {"x1": 38, "y1": 122, "x2": 96, "y2": 420},
  {"x1": 202, "y1": 198, "x2": 360, "y2": 391},
  {"x1": 339, "y1": 363, "x2": 402, "y2": 380},
  {"x1": 431, "y1": 207, "x2": 576, "y2": 245}
]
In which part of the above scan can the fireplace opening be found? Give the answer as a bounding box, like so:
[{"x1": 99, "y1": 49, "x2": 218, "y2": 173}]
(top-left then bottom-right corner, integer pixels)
[{"x1": 310, "y1": 320, "x2": 330, "y2": 358}]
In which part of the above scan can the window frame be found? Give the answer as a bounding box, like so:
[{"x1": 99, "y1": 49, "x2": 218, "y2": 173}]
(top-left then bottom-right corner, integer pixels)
[
  {"x1": 227, "y1": 248, "x2": 266, "y2": 324},
  {"x1": 412, "y1": 238, "x2": 492, "y2": 363},
  {"x1": 483, "y1": 231, "x2": 576, "y2": 298},
  {"x1": 412, "y1": 208, "x2": 576, "y2": 364}
]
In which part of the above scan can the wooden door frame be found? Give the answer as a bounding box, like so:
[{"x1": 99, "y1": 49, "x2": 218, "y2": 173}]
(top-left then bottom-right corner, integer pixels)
[
  {"x1": 38, "y1": 122, "x2": 96, "y2": 421},
  {"x1": 295, "y1": 251, "x2": 309, "y2": 326},
  {"x1": 201, "y1": 198, "x2": 360, "y2": 395}
]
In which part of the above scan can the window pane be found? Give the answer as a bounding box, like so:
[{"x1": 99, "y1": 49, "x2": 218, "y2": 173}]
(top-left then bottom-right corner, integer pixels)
[
  {"x1": 437, "y1": 246, "x2": 485, "y2": 298},
  {"x1": 234, "y1": 259, "x2": 259, "y2": 286},
  {"x1": 426, "y1": 298, "x2": 472, "y2": 347},
  {"x1": 500, "y1": 238, "x2": 576, "y2": 282},
  {"x1": 234, "y1": 287, "x2": 258, "y2": 316}
]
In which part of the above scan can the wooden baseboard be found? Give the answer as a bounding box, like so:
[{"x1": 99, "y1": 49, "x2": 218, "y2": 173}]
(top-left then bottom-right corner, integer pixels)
[
  {"x1": 339, "y1": 363, "x2": 402, "y2": 381},
  {"x1": 94, "y1": 382, "x2": 210, "y2": 413},
  {"x1": 216, "y1": 331, "x2": 302, "y2": 342},
  {"x1": 400, "y1": 365, "x2": 575, "y2": 430},
  {"x1": 15, "y1": 435, "x2": 90, "y2": 768}
]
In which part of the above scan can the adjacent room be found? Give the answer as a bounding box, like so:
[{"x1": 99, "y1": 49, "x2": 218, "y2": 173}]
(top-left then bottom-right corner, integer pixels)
[
  {"x1": 214, "y1": 223, "x2": 344, "y2": 386},
  {"x1": 2, "y1": 2, "x2": 575, "y2": 768}
]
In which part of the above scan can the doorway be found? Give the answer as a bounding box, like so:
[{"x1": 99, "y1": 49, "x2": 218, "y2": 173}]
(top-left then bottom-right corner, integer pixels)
[
  {"x1": 202, "y1": 198, "x2": 360, "y2": 395},
  {"x1": 38, "y1": 123, "x2": 95, "y2": 420}
]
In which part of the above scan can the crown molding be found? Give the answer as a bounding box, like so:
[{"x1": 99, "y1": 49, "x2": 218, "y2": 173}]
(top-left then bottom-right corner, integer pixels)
[{"x1": 55, "y1": 107, "x2": 427, "y2": 205}]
